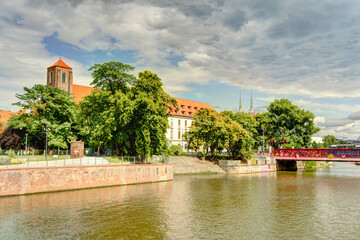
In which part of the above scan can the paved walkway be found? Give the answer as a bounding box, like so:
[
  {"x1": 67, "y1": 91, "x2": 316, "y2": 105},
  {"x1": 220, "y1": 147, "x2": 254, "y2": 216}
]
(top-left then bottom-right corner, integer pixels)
[{"x1": 170, "y1": 156, "x2": 225, "y2": 174}]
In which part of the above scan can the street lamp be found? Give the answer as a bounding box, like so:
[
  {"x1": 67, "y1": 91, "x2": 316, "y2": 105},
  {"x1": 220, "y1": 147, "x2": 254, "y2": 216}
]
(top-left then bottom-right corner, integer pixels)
[
  {"x1": 25, "y1": 133, "x2": 28, "y2": 156},
  {"x1": 45, "y1": 118, "x2": 48, "y2": 161}
]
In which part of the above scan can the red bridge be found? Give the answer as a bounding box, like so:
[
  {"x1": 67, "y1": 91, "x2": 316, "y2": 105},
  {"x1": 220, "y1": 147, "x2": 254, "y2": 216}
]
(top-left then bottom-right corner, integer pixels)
[{"x1": 273, "y1": 148, "x2": 360, "y2": 162}]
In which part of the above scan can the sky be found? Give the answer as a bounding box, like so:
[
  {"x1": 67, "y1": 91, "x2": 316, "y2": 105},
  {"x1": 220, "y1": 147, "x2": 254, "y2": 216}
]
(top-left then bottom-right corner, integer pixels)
[{"x1": 1, "y1": 0, "x2": 360, "y2": 139}]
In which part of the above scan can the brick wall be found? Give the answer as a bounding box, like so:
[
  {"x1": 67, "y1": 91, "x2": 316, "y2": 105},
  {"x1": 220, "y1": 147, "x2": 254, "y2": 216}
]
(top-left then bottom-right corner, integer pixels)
[{"x1": 0, "y1": 164, "x2": 173, "y2": 196}]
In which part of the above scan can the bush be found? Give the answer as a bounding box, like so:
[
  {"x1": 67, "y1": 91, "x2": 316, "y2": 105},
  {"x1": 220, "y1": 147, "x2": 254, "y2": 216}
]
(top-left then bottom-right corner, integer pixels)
[
  {"x1": 7, "y1": 149, "x2": 15, "y2": 160},
  {"x1": 167, "y1": 145, "x2": 187, "y2": 156}
]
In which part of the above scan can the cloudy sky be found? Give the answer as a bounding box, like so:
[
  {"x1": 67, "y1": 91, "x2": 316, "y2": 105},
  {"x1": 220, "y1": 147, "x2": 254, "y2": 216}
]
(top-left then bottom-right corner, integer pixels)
[{"x1": 1, "y1": 0, "x2": 360, "y2": 139}]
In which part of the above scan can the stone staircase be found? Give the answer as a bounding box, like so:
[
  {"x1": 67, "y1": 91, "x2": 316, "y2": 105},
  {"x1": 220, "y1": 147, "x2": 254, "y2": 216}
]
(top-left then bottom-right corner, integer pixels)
[{"x1": 170, "y1": 156, "x2": 225, "y2": 174}]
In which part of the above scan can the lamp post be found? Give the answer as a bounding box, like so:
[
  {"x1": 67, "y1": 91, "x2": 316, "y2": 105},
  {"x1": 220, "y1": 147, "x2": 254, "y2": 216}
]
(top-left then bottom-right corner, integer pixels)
[
  {"x1": 45, "y1": 118, "x2": 48, "y2": 161},
  {"x1": 25, "y1": 134, "x2": 28, "y2": 156}
]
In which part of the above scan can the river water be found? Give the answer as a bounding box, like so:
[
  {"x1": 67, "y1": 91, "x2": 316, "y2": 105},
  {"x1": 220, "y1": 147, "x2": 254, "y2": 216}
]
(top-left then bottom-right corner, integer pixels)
[{"x1": 1, "y1": 163, "x2": 360, "y2": 239}]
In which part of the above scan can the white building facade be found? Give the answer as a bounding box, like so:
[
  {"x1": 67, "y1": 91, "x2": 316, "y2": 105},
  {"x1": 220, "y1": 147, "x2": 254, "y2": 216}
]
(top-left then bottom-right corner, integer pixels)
[{"x1": 166, "y1": 98, "x2": 215, "y2": 151}]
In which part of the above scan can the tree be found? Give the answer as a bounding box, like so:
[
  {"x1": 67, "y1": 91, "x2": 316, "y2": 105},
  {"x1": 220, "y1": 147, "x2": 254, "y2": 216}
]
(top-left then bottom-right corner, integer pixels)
[
  {"x1": 322, "y1": 135, "x2": 337, "y2": 148},
  {"x1": 80, "y1": 63, "x2": 176, "y2": 157},
  {"x1": 186, "y1": 109, "x2": 251, "y2": 159},
  {"x1": 8, "y1": 85, "x2": 79, "y2": 149},
  {"x1": 262, "y1": 98, "x2": 320, "y2": 148},
  {"x1": 130, "y1": 70, "x2": 176, "y2": 156},
  {"x1": 0, "y1": 126, "x2": 26, "y2": 149},
  {"x1": 89, "y1": 61, "x2": 136, "y2": 94}
]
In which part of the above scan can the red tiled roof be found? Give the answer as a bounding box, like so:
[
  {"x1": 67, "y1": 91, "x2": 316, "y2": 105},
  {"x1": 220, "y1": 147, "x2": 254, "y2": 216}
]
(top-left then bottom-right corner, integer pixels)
[
  {"x1": 47, "y1": 59, "x2": 72, "y2": 69},
  {"x1": 0, "y1": 110, "x2": 15, "y2": 124},
  {"x1": 170, "y1": 98, "x2": 215, "y2": 118},
  {"x1": 73, "y1": 84, "x2": 97, "y2": 102}
]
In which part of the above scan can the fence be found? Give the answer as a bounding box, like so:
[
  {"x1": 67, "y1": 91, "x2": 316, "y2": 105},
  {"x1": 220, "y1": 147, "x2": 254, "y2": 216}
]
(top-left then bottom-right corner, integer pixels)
[
  {"x1": 0, "y1": 155, "x2": 171, "y2": 169},
  {"x1": 0, "y1": 149, "x2": 70, "y2": 157}
]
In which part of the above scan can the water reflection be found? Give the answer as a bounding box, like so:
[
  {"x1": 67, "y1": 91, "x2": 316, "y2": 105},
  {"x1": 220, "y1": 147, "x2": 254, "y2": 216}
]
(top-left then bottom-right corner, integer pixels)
[{"x1": 1, "y1": 164, "x2": 360, "y2": 239}]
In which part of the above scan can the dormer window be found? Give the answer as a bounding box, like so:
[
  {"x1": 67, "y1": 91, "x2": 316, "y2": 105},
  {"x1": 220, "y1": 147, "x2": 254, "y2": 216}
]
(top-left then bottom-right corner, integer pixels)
[
  {"x1": 200, "y1": 108, "x2": 203, "y2": 110},
  {"x1": 62, "y1": 73, "x2": 66, "y2": 83},
  {"x1": 194, "y1": 107, "x2": 198, "y2": 110},
  {"x1": 188, "y1": 106, "x2": 192, "y2": 110},
  {"x1": 175, "y1": 110, "x2": 179, "y2": 114},
  {"x1": 182, "y1": 111, "x2": 186, "y2": 115},
  {"x1": 189, "y1": 112, "x2": 193, "y2": 116},
  {"x1": 181, "y1": 105, "x2": 185, "y2": 109}
]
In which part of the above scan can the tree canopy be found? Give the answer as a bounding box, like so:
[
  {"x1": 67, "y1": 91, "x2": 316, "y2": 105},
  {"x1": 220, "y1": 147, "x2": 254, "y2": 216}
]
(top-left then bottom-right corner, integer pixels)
[
  {"x1": 322, "y1": 135, "x2": 337, "y2": 148},
  {"x1": 185, "y1": 108, "x2": 251, "y2": 159},
  {"x1": 8, "y1": 85, "x2": 79, "y2": 149},
  {"x1": 80, "y1": 63, "x2": 176, "y2": 156},
  {"x1": 262, "y1": 98, "x2": 320, "y2": 148},
  {"x1": 89, "y1": 61, "x2": 136, "y2": 94}
]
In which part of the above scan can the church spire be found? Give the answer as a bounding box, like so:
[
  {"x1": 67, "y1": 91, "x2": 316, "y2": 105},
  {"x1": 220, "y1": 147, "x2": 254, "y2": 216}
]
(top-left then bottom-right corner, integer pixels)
[
  {"x1": 238, "y1": 90, "x2": 244, "y2": 113},
  {"x1": 249, "y1": 90, "x2": 254, "y2": 114}
]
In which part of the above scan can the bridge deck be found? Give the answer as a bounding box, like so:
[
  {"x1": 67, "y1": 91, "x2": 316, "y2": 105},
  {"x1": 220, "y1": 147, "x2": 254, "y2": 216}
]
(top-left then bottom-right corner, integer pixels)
[
  {"x1": 275, "y1": 156, "x2": 360, "y2": 162},
  {"x1": 273, "y1": 148, "x2": 360, "y2": 162}
]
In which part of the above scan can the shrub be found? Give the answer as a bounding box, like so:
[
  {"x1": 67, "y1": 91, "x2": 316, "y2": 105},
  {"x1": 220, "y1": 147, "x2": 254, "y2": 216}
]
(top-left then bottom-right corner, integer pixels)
[
  {"x1": 168, "y1": 145, "x2": 187, "y2": 156},
  {"x1": 7, "y1": 149, "x2": 15, "y2": 160}
]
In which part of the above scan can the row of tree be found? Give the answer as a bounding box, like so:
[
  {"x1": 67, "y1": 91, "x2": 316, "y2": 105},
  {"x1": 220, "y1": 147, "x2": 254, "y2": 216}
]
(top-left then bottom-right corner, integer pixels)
[
  {"x1": 0, "y1": 61, "x2": 323, "y2": 158},
  {"x1": 184, "y1": 98, "x2": 321, "y2": 159},
  {"x1": 0, "y1": 62, "x2": 176, "y2": 157}
]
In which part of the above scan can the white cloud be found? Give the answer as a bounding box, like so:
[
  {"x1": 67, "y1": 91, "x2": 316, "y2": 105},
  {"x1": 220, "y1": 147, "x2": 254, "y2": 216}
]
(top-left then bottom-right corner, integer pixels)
[{"x1": 2, "y1": 0, "x2": 360, "y2": 117}]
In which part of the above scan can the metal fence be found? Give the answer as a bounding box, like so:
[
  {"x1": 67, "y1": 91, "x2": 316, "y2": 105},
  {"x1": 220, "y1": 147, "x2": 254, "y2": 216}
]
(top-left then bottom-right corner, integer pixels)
[
  {"x1": 0, "y1": 149, "x2": 70, "y2": 157},
  {"x1": 0, "y1": 155, "x2": 171, "y2": 169}
]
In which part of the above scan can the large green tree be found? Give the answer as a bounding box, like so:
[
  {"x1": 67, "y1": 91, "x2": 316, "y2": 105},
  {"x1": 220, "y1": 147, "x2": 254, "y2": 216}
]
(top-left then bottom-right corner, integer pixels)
[
  {"x1": 8, "y1": 85, "x2": 79, "y2": 149},
  {"x1": 89, "y1": 61, "x2": 136, "y2": 94},
  {"x1": 186, "y1": 108, "x2": 250, "y2": 159},
  {"x1": 262, "y1": 98, "x2": 319, "y2": 148},
  {"x1": 80, "y1": 63, "x2": 176, "y2": 156}
]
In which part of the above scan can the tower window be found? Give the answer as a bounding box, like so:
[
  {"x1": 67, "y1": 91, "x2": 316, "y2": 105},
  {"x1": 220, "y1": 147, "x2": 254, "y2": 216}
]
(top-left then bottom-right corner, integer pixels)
[
  {"x1": 62, "y1": 73, "x2": 66, "y2": 83},
  {"x1": 50, "y1": 72, "x2": 53, "y2": 84}
]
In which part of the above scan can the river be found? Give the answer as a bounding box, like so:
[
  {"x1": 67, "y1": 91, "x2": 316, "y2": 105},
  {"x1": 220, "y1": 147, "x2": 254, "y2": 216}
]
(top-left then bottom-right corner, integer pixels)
[{"x1": 1, "y1": 163, "x2": 360, "y2": 239}]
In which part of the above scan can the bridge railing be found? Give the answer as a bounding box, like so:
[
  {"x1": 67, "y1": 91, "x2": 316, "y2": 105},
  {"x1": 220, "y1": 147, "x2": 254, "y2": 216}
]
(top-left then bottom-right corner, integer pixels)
[{"x1": 272, "y1": 148, "x2": 360, "y2": 159}]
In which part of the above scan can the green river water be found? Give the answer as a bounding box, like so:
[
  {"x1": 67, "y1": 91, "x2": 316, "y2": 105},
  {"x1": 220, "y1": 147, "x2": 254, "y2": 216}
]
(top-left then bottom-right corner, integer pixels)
[{"x1": 1, "y1": 162, "x2": 360, "y2": 239}]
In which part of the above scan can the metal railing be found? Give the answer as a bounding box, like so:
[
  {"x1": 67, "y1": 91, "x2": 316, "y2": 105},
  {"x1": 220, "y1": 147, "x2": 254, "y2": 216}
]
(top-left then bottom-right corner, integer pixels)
[{"x1": 0, "y1": 156, "x2": 171, "y2": 169}]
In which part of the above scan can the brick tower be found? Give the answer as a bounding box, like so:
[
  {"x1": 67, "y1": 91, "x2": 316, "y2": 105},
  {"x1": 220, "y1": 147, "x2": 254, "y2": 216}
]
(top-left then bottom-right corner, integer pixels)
[{"x1": 47, "y1": 59, "x2": 73, "y2": 93}]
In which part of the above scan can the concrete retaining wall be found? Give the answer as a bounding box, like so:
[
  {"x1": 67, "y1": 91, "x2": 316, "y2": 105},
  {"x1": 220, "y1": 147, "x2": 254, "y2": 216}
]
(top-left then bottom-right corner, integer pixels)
[
  {"x1": 219, "y1": 160, "x2": 277, "y2": 174},
  {"x1": 0, "y1": 164, "x2": 173, "y2": 196}
]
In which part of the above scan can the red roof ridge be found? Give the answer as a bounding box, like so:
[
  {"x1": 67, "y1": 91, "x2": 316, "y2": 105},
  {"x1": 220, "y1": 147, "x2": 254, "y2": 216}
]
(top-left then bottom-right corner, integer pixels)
[{"x1": 47, "y1": 59, "x2": 72, "y2": 69}]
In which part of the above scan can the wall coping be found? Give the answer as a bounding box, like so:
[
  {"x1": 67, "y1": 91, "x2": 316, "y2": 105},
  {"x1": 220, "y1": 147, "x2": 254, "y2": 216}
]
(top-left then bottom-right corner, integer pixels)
[{"x1": 0, "y1": 163, "x2": 172, "y2": 171}]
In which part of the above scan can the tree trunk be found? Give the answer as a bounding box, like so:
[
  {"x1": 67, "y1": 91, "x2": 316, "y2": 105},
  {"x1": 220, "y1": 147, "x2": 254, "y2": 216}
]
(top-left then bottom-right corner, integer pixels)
[{"x1": 116, "y1": 143, "x2": 121, "y2": 156}]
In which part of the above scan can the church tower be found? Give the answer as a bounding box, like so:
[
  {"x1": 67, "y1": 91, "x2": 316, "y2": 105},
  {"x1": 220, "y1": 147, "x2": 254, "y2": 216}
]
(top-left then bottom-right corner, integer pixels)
[
  {"x1": 47, "y1": 59, "x2": 73, "y2": 93},
  {"x1": 238, "y1": 90, "x2": 244, "y2": 113}
]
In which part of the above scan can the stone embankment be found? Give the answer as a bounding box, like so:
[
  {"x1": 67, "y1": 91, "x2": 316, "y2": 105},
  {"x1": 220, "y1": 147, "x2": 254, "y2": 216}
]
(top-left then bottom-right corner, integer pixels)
[
  {"x1": 0, "y1": 164, "x2": 172, "y2": 196},
  {"x1": 171, "y1": 156, "x2": 225, "y2": 174}
]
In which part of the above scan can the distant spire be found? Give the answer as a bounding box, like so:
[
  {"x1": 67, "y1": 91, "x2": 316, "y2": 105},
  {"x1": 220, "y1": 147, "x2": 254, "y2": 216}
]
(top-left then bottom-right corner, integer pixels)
[
  {"x1": 249, "y1": 90, "x2": 254, "y2": 113},
  {"x1": 239, "y1": 90, "x2": 244, "y2": 113}
]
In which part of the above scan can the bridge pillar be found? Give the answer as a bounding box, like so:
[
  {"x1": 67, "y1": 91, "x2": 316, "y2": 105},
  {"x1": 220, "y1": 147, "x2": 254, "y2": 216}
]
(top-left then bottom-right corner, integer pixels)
[{"x1": 276, "y1": 160, "x2": 297, "y2": 171}]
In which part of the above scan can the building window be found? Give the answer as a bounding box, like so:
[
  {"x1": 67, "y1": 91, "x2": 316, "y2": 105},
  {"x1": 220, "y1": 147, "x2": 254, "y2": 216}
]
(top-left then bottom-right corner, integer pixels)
[
  {"x1": 170, "y1": 119, "x2": 173, "y2": 127},
  {"x1": 185, "y1": 120, "x2": 187, "y2": 127},
  {"x1": 178, "y1": 130, "x2": 181, "y2": 139},
  {"x1": 178, "y1": 119, "x2": 181, "y2": 126},
  {"x1": 50, "y1": 72, "x2": 53, "y2": 84},
  {"x1": 170, "y1": 128, "x2": 173, "y2": 139},
  {"x1": 62, "y1": 73, "x2": 66, "y2": 83}
]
